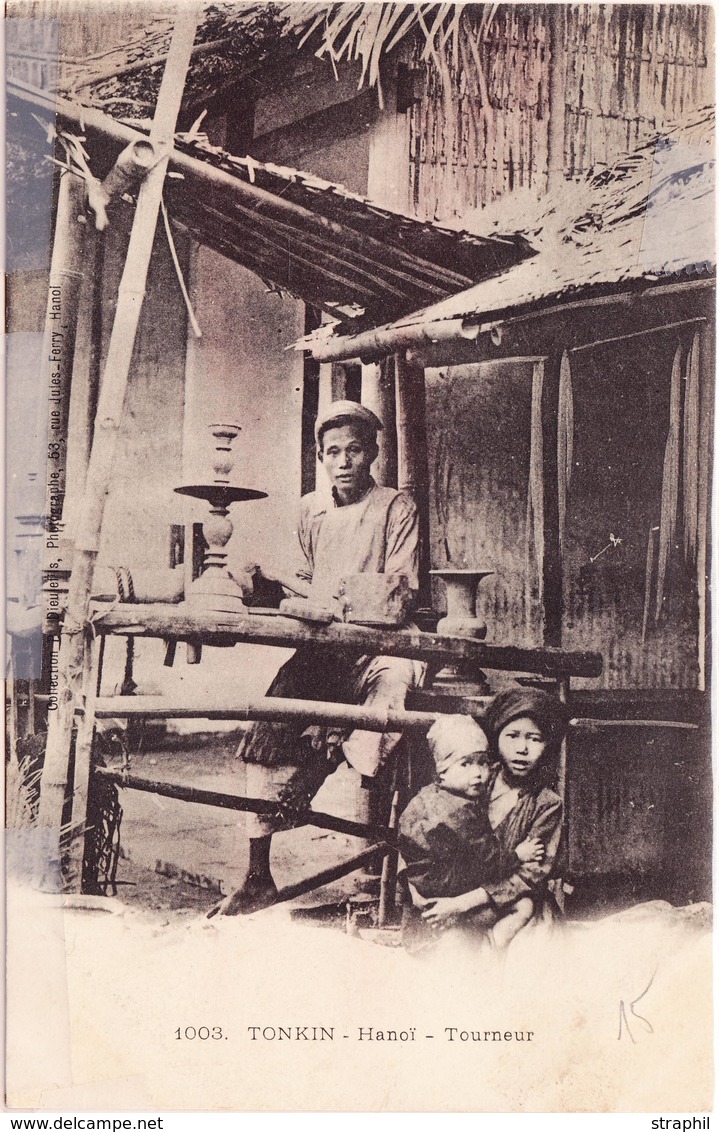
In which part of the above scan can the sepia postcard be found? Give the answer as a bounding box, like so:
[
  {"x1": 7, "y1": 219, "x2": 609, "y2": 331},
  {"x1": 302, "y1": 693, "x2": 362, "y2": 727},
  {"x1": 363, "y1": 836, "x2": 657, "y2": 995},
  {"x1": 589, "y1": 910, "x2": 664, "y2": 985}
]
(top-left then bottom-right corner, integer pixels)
[{"x1": 5, "y1": 0, "x2": 715, "y2": 1114}]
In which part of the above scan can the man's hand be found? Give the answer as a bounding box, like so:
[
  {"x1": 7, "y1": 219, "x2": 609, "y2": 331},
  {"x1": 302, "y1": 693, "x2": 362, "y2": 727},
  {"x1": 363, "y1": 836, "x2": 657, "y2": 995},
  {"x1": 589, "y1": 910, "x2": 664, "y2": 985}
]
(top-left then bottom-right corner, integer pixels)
[
  {"x1": 300, "y1": 725, "x2": 348, "y2": 763},
  {"x1": 515, "y1": 836, "x2": 544, "y2": 863}
]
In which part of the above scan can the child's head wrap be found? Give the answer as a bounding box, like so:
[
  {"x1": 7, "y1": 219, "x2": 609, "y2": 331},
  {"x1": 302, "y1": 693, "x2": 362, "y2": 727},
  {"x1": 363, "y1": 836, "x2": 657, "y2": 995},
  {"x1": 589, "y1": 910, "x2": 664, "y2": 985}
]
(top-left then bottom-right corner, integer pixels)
[
  {"x1": 483, "y1": 689, "x2": 569, "y2": 762},
  {"x1": 426, "y1": 714, "x2": 489, "y2": 774}
]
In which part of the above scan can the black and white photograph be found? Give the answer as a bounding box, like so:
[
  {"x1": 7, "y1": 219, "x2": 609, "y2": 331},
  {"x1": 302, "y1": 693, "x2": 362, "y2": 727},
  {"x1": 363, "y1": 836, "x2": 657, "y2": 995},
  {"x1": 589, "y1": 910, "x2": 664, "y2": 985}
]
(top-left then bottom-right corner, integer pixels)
[{"x1": 5, "y1": 0, "x2": 715, "y2": 1113}]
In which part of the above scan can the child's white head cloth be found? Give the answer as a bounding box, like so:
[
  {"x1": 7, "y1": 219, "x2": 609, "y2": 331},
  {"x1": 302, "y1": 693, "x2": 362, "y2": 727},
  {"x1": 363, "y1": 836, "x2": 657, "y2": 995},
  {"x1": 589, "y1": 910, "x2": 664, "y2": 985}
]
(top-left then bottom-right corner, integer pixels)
[{"x1": 427, "y1": 714, "x2": 489, "y2": 773}]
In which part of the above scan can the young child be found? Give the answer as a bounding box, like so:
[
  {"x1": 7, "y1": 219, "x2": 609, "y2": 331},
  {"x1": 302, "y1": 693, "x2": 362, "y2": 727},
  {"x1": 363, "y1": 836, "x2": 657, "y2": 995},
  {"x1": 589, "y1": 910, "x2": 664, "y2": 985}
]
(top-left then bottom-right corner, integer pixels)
[{"x1": 398, "y1": 714, "x2": 543, "y2": 950}]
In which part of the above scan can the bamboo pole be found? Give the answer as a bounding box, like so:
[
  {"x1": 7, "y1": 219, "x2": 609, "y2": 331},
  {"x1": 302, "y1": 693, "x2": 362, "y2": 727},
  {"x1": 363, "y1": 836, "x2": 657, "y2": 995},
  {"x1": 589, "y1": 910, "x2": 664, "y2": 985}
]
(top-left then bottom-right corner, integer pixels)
[
  {"x1": 62, "y1": 223, "x2": 104, "y2": 539},
  {"x1": 395, "y1": 354, "x2": 432, "y2": 603},
  {"x1": 93, "y1": 693, "x2": 443, "y2": 731},
  {"x1": 269, "y1": 845, "x2": 388, "y2": 908},
  {"x1": 93, "y1": 768, "x2": 396, "y2": 845},
  {"x1": 42, "y1": 171, "x2": 88, "y2": 570},
  {"x1": 696, "y1": 320, "x2": 714, "y2": 692},
  {"x1": 89, "y1": 605, "x2": 605, "y2": 677},
  {"x1": 362, "y1": 359, "x2": 398, "y2": 487},
  {"x1": 8, "y1": 79, "x2": 480, "y2": 296},
  {"x1": 37, "y1": 8, "x2": 200, "y2": 882}
]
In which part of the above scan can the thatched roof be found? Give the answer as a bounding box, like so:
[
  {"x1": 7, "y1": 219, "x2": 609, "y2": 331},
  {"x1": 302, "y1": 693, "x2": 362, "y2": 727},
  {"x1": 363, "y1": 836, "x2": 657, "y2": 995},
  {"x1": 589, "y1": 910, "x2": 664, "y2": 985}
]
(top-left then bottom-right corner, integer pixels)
[
  {"x1": 45, "y1": 2, "x2": 485, "y2": 119},
  {"x1": 299, "y1": 106, "x2": 716, "y2": 360},
  {"x1": 8, "y1": 75, "x2": 532, "y2": 323}
]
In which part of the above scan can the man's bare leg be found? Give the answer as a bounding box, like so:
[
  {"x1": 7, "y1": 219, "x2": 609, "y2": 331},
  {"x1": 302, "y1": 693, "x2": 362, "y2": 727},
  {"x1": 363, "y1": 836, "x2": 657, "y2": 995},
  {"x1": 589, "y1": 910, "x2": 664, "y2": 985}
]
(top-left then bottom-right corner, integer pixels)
[{"x1": 218, "y1": 834, "x2": 278, "y2": 916}]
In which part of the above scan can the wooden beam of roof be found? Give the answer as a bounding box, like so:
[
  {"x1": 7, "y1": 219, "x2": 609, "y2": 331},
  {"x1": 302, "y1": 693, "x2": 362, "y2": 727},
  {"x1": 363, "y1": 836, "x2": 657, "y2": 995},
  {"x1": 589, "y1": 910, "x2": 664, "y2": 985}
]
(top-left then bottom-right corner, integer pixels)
[
  {"x1": 303, "y1": 279, "x2": 716, "y2": 364},
  {"x1": 216, "y1": 191, "x2": 451, "y2": 301},
  {"x1": 170, "y1": 203, "x2": 384, "y2": 305},
  {"x1": 10, "y1": 79, "x2": 517, "y2": 317},
  {"x1": 169, "y1": 146, "x2": 479, "y2": 296},
  {"x1": 167, "y1": 188, "x2": 448, "y2": 312},
  {"x1": 170, "y1": 214, "x2": 372, "y2": 316}
]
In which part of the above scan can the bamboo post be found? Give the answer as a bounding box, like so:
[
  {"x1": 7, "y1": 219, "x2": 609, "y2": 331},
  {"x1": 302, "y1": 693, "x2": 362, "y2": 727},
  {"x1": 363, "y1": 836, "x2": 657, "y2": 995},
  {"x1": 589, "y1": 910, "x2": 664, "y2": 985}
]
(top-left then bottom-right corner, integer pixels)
[
  {"x1": 362, "y1": 359, "x2": 398, "y2": 487},
  {"x1": 395, "y1": 353, "x2": 431, "y2": 602},
  {"x1": 697, "y1": 320, "x2": 714, "y2": 692},
  {"x1": 37, "y1": 7, "x2": 200, "y2": 883},
  {"x1": 541, "y1": 352, "x2": 563, "y2": 647},
  {"x1": 42, "y1": 170, "x2": 88, "y2": 569},
  {"x1": 66, "y1": 633, "x2": 103, "y2": 890},
  {"x1": 555, "y1": 675, "x2": 570, "y2": 913},
  {"x1": 62, "y1": 223, "x2": 105, "y2": 538},
  {"x1": 546, "y1": 5, "x2": 567, "y2": 192}
]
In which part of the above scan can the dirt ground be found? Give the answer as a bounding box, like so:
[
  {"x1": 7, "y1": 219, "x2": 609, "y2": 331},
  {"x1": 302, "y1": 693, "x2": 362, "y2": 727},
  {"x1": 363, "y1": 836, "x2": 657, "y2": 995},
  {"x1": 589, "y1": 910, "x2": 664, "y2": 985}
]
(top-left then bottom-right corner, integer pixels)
[{"x1": 105, "y1": 727, "x2": 391, "y2": 929}]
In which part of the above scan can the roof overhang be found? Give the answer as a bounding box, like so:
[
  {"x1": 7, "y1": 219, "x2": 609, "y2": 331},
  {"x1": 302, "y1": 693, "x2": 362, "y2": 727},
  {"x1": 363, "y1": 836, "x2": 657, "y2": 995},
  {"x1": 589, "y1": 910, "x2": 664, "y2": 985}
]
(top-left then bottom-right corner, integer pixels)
[
  {"x1": 298, "y1": 277, "x2": 716, "y2": 367},
  {"x1": 7, "y1": 77, "x2": 535, "y2": 325}
]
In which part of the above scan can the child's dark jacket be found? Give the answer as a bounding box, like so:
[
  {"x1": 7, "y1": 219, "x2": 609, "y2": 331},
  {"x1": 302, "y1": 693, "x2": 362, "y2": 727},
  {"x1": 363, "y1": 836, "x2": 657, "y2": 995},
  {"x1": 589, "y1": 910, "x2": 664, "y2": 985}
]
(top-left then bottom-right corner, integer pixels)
[{"x1": 398, "y1": 782, "x2": 502, "y2": 898}]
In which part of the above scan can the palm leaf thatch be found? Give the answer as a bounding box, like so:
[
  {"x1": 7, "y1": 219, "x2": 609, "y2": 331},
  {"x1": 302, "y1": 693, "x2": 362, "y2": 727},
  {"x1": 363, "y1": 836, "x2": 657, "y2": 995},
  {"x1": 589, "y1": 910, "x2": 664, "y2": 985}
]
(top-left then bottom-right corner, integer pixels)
[{"x1": 291, "y1": 2, "x2": 497, "y2": 105}]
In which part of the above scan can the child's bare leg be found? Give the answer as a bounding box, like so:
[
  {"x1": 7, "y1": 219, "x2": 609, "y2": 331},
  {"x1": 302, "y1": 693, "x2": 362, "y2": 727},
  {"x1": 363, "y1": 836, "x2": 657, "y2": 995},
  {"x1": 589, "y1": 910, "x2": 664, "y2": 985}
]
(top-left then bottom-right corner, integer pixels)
[{"x1": 488, "y1": 897, "x2": 535, "y2": 949}]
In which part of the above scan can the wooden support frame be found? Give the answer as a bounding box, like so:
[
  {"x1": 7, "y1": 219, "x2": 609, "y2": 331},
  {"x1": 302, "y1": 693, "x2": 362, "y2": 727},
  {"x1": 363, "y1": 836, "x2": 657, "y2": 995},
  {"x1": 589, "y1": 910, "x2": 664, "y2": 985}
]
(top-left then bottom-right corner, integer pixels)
[
  {"x1": 87, "y1": 605, "x2": 603, "y2": 678},
  {"x1": 37, "y1": 8, "x2": 200, "y2": 885},
  {"x1": 91, "y1": 768, "x2": 395, "y2": 909}
]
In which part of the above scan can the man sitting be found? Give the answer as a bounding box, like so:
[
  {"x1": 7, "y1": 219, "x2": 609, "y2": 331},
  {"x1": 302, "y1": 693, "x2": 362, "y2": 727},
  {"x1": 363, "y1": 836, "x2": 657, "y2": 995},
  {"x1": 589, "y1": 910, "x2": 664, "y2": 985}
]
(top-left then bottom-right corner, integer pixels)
[{"x1": 220, "y1": 400, "x2": 424, "y2": 914}]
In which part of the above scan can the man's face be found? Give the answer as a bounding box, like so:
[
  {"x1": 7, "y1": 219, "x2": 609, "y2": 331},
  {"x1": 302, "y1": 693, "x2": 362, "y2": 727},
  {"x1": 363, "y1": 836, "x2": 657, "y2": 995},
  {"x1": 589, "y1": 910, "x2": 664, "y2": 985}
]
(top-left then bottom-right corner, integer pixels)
[{"x1": 318, "y1": 424, "x2": 377, "y2": 504}]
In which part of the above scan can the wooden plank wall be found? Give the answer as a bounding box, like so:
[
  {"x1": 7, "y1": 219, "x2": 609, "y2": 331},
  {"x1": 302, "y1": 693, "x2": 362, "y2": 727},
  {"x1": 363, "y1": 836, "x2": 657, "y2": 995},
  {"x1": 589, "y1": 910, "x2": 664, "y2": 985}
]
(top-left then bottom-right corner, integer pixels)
[{"x1": 425, "y1": 362, "x2": 543, "y2": 650}]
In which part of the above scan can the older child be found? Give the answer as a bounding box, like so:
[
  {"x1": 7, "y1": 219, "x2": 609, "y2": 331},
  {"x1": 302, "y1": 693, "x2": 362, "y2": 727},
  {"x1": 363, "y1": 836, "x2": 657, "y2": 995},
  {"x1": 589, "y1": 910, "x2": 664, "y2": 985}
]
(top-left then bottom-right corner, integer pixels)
[
  {"x1": 418, "y1": 690, "x2": 567, "y2": 942},
  {"x1": 398, "y1": 714, "x2": 543, "y2": 949}
]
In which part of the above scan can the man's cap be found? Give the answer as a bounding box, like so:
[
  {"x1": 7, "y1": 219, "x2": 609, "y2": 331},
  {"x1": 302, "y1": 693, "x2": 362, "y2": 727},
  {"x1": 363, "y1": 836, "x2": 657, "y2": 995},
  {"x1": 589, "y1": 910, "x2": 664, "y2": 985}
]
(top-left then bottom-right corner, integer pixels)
[{"x1": 314, "y1": 400, "x2": 383, "y2": 444}]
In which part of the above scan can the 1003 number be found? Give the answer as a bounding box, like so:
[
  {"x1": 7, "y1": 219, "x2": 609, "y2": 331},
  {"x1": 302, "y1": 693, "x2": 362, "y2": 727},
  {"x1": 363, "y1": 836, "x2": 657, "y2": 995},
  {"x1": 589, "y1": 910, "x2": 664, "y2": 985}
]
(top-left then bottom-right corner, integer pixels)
[{"x1": 174, "y1": 1026, "x2": 224, "y2": 1040}]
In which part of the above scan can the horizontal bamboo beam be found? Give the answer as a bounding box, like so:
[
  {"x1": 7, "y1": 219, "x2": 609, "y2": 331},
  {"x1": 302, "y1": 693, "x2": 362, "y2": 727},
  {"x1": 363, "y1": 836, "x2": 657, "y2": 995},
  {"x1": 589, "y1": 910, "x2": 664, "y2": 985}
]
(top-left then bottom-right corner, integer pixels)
[
  {"x1": 93, "y1": 694, "x2": 442, "y2": 730},
  {"x1": 8, "y1": 79, "x2": 489, "y2": 296},
  {"x1": 569, "y1": 718, "x2": 699, "y2": 731},
  {"x1": 303, "y1": 279, "x2": 716, "y2": 363},
  {"x1": 568, "y1": 316, "x2": 707, "y2": 355},
  {"x1": 306, "y1": 317, "x2": 477, "y2": 363},
  {"x1": 89, "y1": 604, "x2": 604, "y2": 677},
  {"x1": 93, "y1": 767, "x2": 396, "y2": 844}
]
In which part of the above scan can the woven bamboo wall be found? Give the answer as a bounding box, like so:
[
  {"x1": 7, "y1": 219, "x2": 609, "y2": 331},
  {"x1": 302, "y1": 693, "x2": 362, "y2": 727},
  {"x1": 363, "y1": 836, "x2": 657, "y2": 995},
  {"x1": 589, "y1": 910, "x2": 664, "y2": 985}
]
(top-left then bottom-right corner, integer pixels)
[
  {"x1": 409, "y1": 3, "x2": 713, "y2": 222},
  {"x1": 563, "y1": 4, "x2": 713, "y2": 177},
  {"x1": 6, "y1": 1, "x2": 168, "y2": 89},
  {"x1": 409, "y1": 6, "x2": 552, "y2": 220}
]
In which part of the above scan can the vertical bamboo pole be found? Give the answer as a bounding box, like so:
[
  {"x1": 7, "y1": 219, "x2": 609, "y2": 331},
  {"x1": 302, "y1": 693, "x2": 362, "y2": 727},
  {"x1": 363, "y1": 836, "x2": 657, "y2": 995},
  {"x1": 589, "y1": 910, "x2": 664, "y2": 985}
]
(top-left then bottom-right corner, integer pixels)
[
  {"x1": 555, "y1": 675, "x2": 570, "y2": 913},
  {"x1": 696, "y1": 320, "x2": 714, "y2": 692},
  {"x1": 541, "y1": 351, "x2": 563, "y2": 647},
  {"x1": 362, "y1": 359, "x2": 397, "y2": 487},
  {"x1": 546, "y1": 5, "x2": 566, "y2": 192},
  {"x1": 395, "y1": 353, "x2": 431, "y2": 603},
  {"x1": 37, "y1": 8, "x2": 200, "y2": 880},
  {"x1": 43, "y1": 171, "x2": 88, "y2": 570},
  {"x1": 66, "y1": 632, "x2": 104, "y2": 889},
  {"x1": 62, "y1": 223, "x2": 105, "y2": 539}
]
